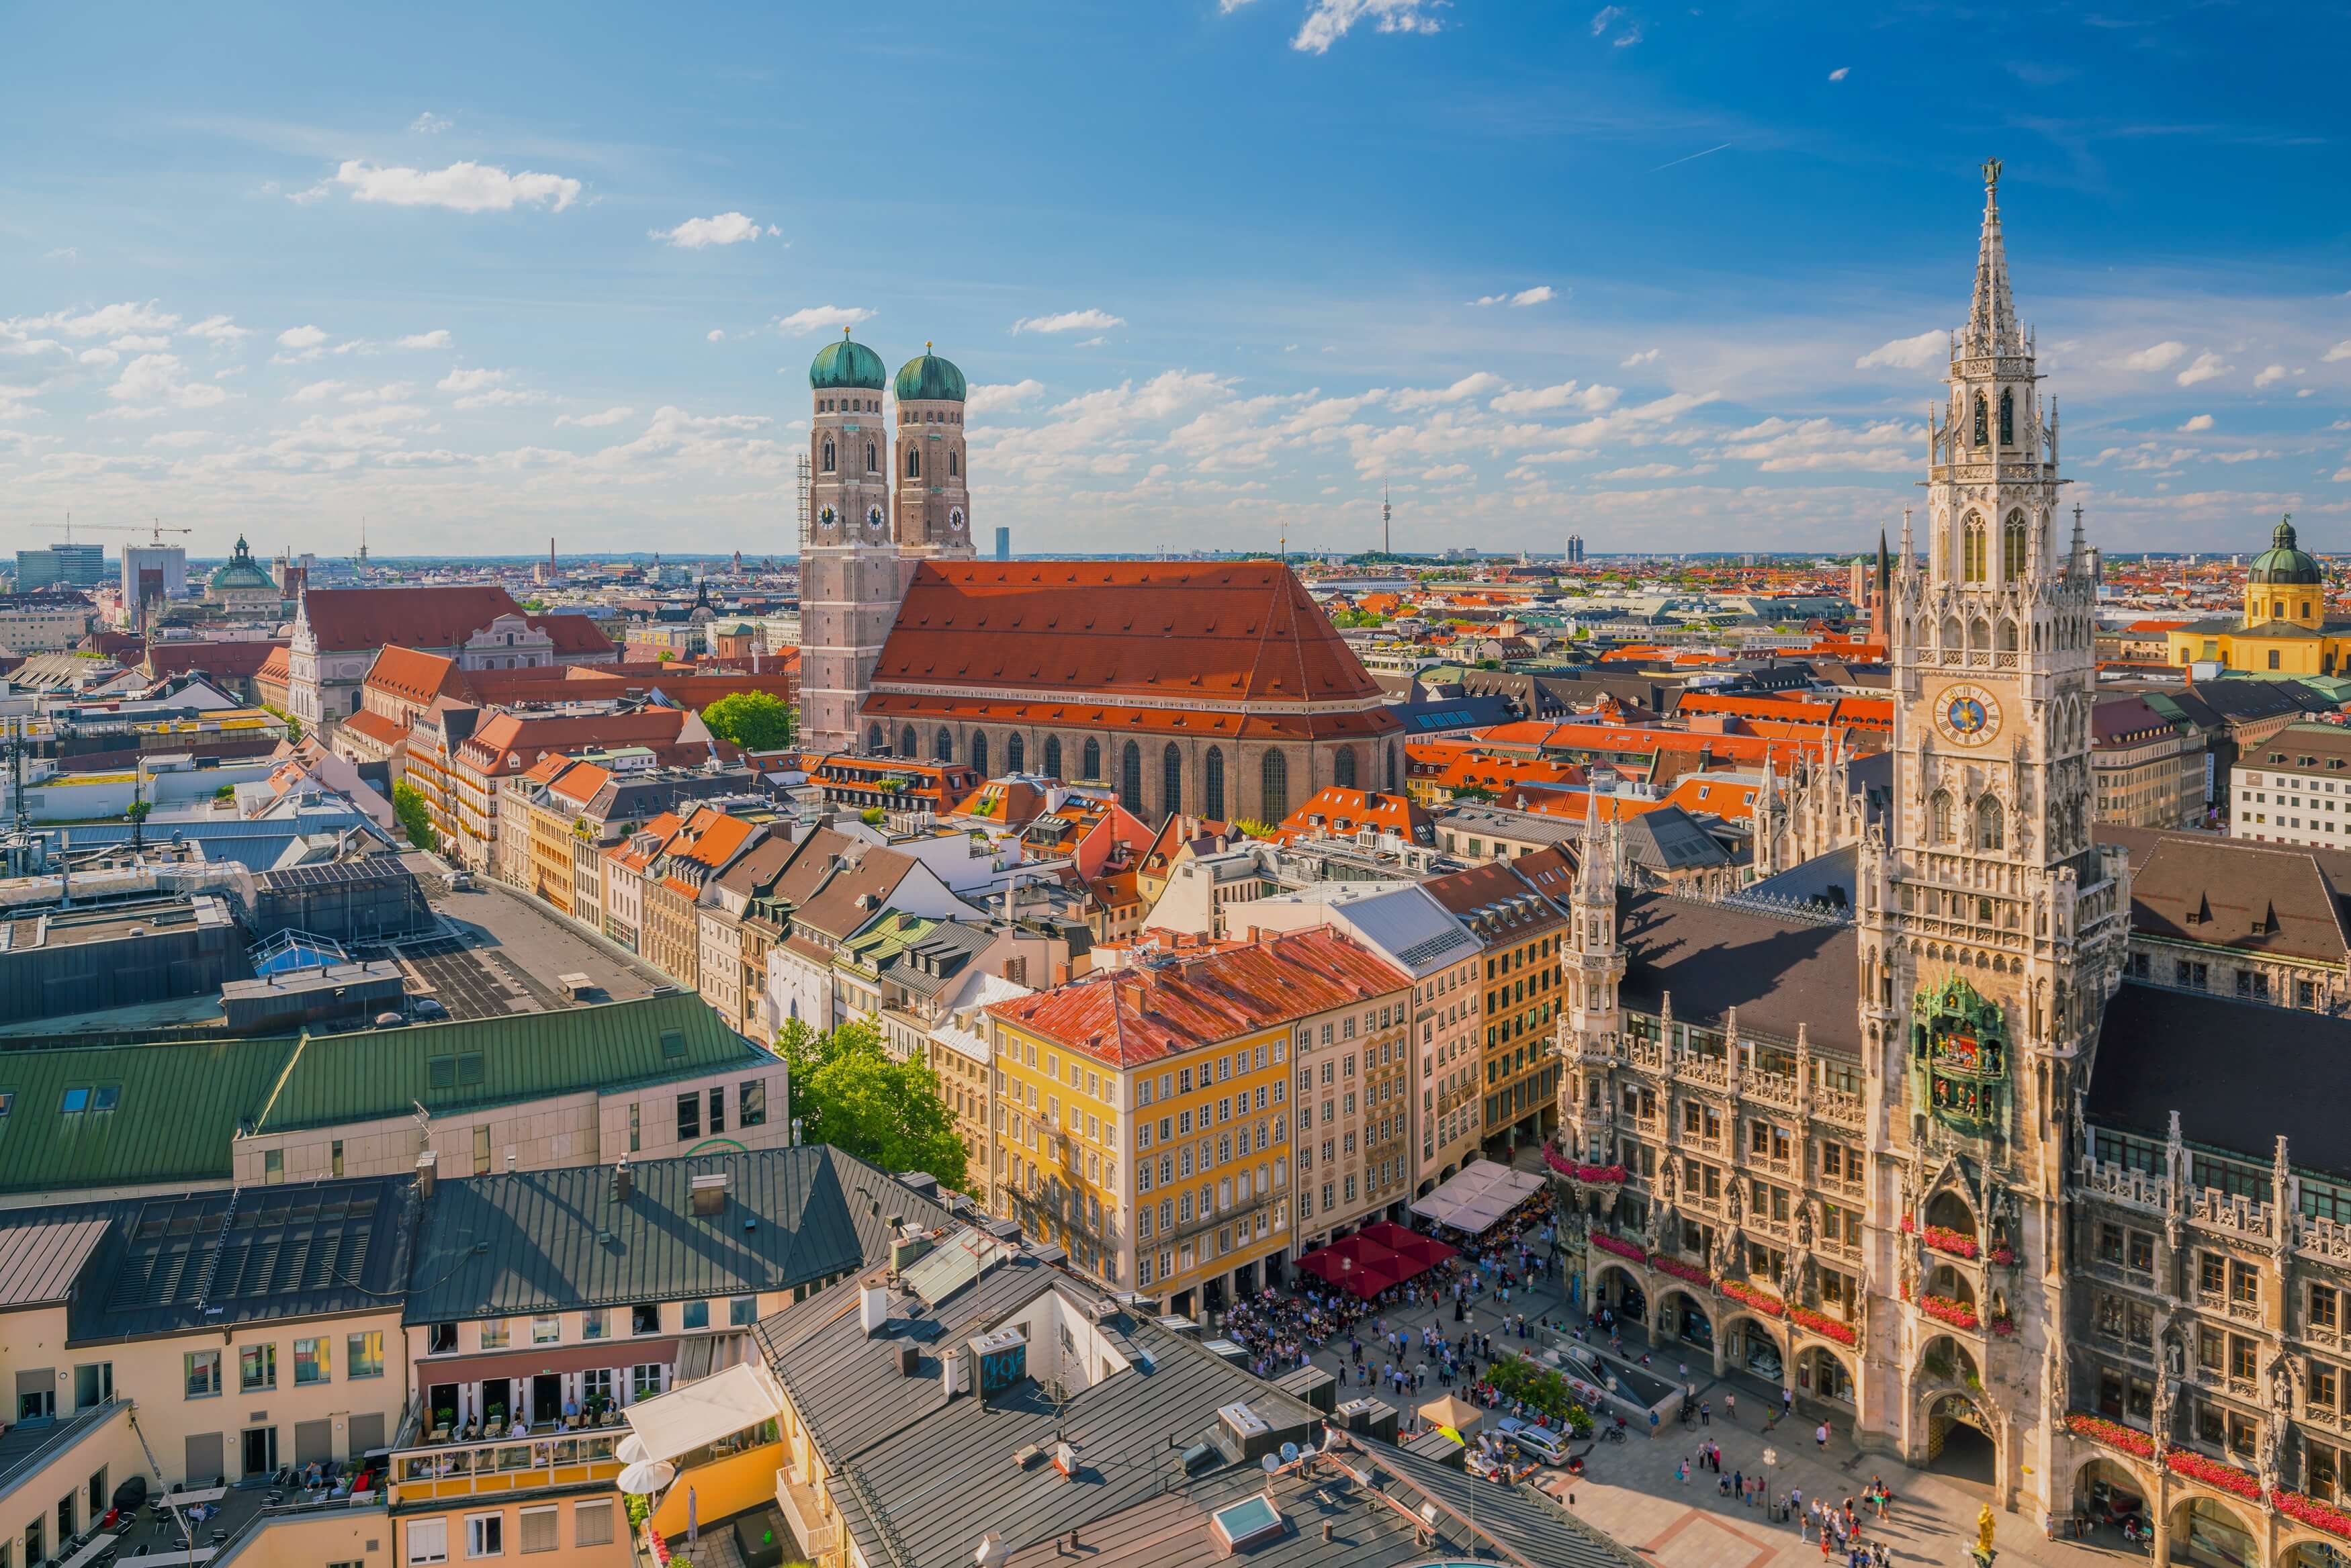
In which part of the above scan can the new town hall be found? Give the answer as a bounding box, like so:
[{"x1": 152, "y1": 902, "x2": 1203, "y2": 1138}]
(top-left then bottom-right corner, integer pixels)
[{"x1": 1554, "y1": 163, "x2": 2351, "y2": 1568}]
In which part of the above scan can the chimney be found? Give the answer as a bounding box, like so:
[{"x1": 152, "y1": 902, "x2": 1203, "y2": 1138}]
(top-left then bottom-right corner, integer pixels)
[
  {"x1": 691, "y1": 1171, "x2": 729, "y2": 1216},
  {"x1": 942, "y1": 1346, "x2": 967, "y2": 1399},
  {"x1": 414, "y1": 1150, "x2": 438, "y2": 1201},
  {"x1": 1247, "y1": 925, "x2": 1263, "y2": 944},
  {"x1": 612, "y1": 1157, "x2": 634, "y2": 1203},
  {"x1": 859, "y1": 1284, "x2": 889, "y2": 1337}
]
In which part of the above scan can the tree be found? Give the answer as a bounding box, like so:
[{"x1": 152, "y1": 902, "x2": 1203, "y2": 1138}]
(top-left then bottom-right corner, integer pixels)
[
  {"x1": 777, "y1": 1017, "x2": 969, "y2": 1190},
  {"x1": 702, "y1": 691, "x2": 795, "y2": 751},
  {"x1": 392, "y1": 782, "x2": 439, "y2": 851}
]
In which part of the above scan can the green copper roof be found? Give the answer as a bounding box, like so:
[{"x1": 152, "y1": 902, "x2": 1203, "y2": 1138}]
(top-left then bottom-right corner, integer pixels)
[
  {"x1": 893, "y1": 347, "x2": 966, "y2": 404},
  {"x1": 2250, "y1": 514, "x2": 2321, "y2": 586},
  {"x1": 0, "y1": 1037, "x2": 300, "y2": 1195},
  {"x1": 810, "y1": 332, "x2": 887, "y2": 391}
]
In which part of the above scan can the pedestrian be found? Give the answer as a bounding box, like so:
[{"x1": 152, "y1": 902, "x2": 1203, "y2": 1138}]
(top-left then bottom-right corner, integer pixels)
[
  {"x1": 1732, "y1": 1469, "x2": 1743, "y2": 1502},
  {"x1": 1818, "y1": 1528, "x2": 1832, "y2": 1561},
  {"x1": 1816, "y1": 1420, "x2": 1830, "y2": 1451},
  {"x1": 1783, "y1": 1386, "x2": 1795, "y2": 1415},
  {"x1": 1677, "y1": 1459, "x2": 1689, "y2": 1485},
  {"x1": 1725, "y1": 1391, "x2": 1736, "y2": 1421},
  {"x1": 1701, "y1": 1401, "x2": 1712, "y2": 1426}
]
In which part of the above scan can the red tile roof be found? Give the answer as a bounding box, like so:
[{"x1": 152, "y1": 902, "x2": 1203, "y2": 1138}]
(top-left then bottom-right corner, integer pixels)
[
  {"x1": 459, "y1": 708, "x2": 691, "y2": 777},
  {"x1": 867, "y1": 561, "x2": 1393, "y2": 731},
  {"x1": 299, "y1": 586, "x2": 613, "y2": 657},
  {"x1": 987, "y1": 925, "x2": 1410, "y2": 1067},
  {"x1": 144, "y1": 640, "x2": 287, "y2": 680},
  {"x1": 1675, "y1": 692, "x2": 1892, "y2": 732},
  {"x1": 1276, "y1": 786, "x2": 1434, "y2": 845},
  {"x1": 337, "y1": 708, "x2": 410, "y2": 749},
  {"x1": 363, "y1": 645, "x2": 474, "y2": 708}
]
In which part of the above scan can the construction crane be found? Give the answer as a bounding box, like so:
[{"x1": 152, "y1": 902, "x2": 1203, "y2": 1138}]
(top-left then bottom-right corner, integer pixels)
[{"x1": 57, "y1": 517, "x2": 194, "y2": 545}]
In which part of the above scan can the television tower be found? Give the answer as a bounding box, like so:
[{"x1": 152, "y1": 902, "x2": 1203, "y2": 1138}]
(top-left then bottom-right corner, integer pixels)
[{"x1": 1380, "y1": 484, "x2": 1392, "y2": 555}]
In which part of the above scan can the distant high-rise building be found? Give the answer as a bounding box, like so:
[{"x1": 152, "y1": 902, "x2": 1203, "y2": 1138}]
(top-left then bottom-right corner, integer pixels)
[
  {"x1": 17, "y1": 543, "x2": 104, "y2": 590},
  {"x1": 995, "y1": 526, "x2": 1011, "y2": 561},
  {"x1": 1564, "y1": 533, "x2": 1585, "y2": 565},
  {"x1": 120, "y1": 544, "x2": 186, "y2": 627}
]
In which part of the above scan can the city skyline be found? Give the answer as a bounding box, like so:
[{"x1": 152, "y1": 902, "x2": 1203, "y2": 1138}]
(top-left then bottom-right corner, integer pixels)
[{"x1": 3, "y1": 1, "x2": 2346, "y2": 557}]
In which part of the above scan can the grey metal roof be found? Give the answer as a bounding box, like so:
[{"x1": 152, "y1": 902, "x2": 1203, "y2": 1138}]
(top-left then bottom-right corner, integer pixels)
[
  {"x1": 0, "y1": 1202, "x2": 116, "y2": 1309},
  {"x1": 403, "y1": 1144, "x2": 959, "y2": 1323},
  {"x1": 1245, "y1": 882, "x2": 1480, "y2": 978},
  {"x1": 1620, "y1": 805, "x2": 1732, "y2": 872},
  {"x1": 1618, "y1": 890, "x2": 1861, "y2": 1056},
  {"x1": 69, "y1": 1174, "x2": 416, "y2": 1344}
]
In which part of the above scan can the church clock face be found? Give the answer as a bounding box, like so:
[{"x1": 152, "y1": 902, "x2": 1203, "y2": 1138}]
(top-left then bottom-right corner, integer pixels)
[
  {"x1": 948, "y1": 507, "x2": 965, "y2": 532},
  {"x1": 817, "y1": 505, "x2": 836, "y2": 529},
  {"x1": 1934, "y1": 683, "x2": 2002, "y2": 748},
  {"x1": 866, "y1": 505, "x2": 885, "y2": 532}
]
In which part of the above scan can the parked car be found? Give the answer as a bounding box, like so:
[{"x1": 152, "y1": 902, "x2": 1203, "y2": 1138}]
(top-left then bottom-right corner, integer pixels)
[{"x1": 1513, "y1": 1425, "x2": 1569, "y2": 1465}]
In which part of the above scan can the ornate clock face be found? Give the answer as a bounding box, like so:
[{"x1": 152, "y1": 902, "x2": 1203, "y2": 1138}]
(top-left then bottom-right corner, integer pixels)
[
  {"x1": 948, "y1": 508, "x2": 965, "y2": 531},
  {"x1": 1934, "y1": 683, "x2": 2002, "y2": 747},
  {"x1": 817, "y1": 506, "x2": 836, "y2": 528},
  {"x1": 867, "y1": 506, "x2": 885, "y2": 531}
]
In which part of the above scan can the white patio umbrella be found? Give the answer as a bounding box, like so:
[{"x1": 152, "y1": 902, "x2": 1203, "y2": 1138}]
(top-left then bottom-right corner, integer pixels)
[
  {"x1": 614, "y1": 1434, "x2": 651, "y2": 1466},
  {"x1": 617, "y1": 1460, "x2": 676, "y2": 1497}
]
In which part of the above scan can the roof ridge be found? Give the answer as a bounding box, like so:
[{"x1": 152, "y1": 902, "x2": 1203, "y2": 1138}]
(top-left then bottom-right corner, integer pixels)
[{"x1": 252, "y1": 1031, "x2": 312, "y2": 1136}]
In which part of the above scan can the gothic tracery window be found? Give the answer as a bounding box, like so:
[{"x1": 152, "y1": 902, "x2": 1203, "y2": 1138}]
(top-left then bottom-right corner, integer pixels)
[
  {"x1": 1044, "y1": 736, "x2": 1063, "y2": 778},
  {"x1": 1973, "y1": 394, "x2": 1988, "y2": 447},
  {"x1": 1120, "y1": 741, "x2": 1143, "y2": 812},
  {"x1": 1998, "y1": 389, "x2": 2014, "y2": 446},
  {"x1": 2002, "y1": 512, "x2": 2028, "y2": 581},
  {"x1": 1930, "y1": 790, "x2": 1954, "y2": 843},
  {"x1": 949, "y1": 450, "x2": 959, "y2": 478},
  {"x1": 1162, "y1": 743, "x2": 1183, "y2": 819},
  {"x1": 866, "y1": 443, "x2": 877, "y2": 473},
  {"x1": 907, "y1": 448, "x2": 921, "y2": 479},
  {"x1": 1261, "y1": 749, "x2": 1290, "y2": 822},
  {"x1": 1082, "y1": 738, "x2": 1102, "y2": 780},
  {"x1": 822, "y1": 439, "x2": 835, "y2": 473},
  {"x1": 1007, "y1": 733, "x2": 1024, "y2": 774},
  {"x1": 1962, "y1": 516, "x2": 1987, "y2": 583},
  {"x1": 1976, "y1": 794, "x2": 2004, "y2": 851},
  {"x1": 1204, "y1": 746, "x2": 1226, "y2": 821}
]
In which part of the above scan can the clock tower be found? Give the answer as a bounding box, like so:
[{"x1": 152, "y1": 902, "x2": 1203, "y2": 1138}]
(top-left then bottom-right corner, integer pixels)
[
  {"x1": 799, "y1": 329, "x2": 899, "y2": 757},
  {"x1": 1853, "y1": 162, "x2": 2131, "y2": 1513}
]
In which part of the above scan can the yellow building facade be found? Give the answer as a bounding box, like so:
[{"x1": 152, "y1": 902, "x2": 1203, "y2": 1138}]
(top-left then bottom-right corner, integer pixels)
[{"x1": 2164, "y1": 515, "x2": 2349, "y2": 676}]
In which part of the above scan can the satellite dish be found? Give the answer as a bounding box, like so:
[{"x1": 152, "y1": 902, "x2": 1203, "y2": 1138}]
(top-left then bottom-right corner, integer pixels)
[
  {"x1": 1261, "y1": 1454, "x2": 1280, "y2": 1474},
  {"x1": 1279, "y1": 1442, "x2": 1300, "y2": 1465}
]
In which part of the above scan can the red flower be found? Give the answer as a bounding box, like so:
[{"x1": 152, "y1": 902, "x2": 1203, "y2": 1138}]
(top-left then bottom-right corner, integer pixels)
[
  {"x1": 2274, "y1": 1488, "x2": 2351, "y2": 1542},
  {"x1": 2166, "y1": 1449, "x2": 2261, "y2": 1500},
  {"x1": 1924, "y1": 1226, "x2": 1980, "y2": 1260},
  {"x1": 1544, "y1": 1148, "x2": 1628, "y2": 1184},
  {"x1": 1649, "y1": 1254, "x2": 1716, "y2": 1289},
  {"x1": 1721, "y1": 1279, "x2": 1787, "y2": 1317},
  {"x1": 1918, "y1": 1293, "x2": 1979, "y2": 1331},
  {"x1": 1790, "y1": 1305, "x2": 1859, "y2": 1346},
  {"x1": 1899, "y1": 1214, "x2": 1916, "y2": 1234},
  {"x1": 1591, "y1": 1233, "x2": 1646, "y2": 1262},
  {"x1": 1989, "y1": 1246, "x2": 2016, "y2": 1266},
  {"x1": 2064, "y1": 1412, "x2": 2154, "y2": 1459}
]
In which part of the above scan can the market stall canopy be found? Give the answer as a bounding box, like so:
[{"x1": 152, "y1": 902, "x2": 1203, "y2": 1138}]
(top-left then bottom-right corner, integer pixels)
[
  {"x1": 1294, "y1": 1224, "x2": 1455, "y2": 1300},
  {"x1": 621, "y1": 1363, "x2": 784, "y2": 1464},
  {"x1": 1409, "y1": 1158, "x2": 1545, "y2": 1234},
  {"x1": 1418, "y1": 1393, "x2": 1484, "y2": 1437}
]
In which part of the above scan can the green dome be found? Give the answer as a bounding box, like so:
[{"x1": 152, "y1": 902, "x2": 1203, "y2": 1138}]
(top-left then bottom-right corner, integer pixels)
[
  {"x1": 893, "y1": 344, "x2": 966, "y2": 404},
  {"x1": 2249, "y1": 514, "x2": 2321, "y2": 586},
  {"x1": 809, "y1": 331, "x2": 886, "y2": 391},
  {"x1": 208, "y1": 535, "x2": 275, "y2": 592}
]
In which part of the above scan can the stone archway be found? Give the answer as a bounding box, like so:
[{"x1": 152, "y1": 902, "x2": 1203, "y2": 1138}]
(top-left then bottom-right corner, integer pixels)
[
  {"x1": 1919, "y1": 1388, "x2": 1998, "y2": 1485},
  {"x1": 1795, "y1": 1342, "x2": 1857, "y2": 1408},
  {"x1": 1659, "y1": 1288, "x2": 1715, "y2": 1354},
  {"x1": 2069, "y1": 1454, "x2": 2153, "y2": 1526},
  {"x1": 2277, "y1": 1534, "x2": 2351, "y2": 1568},
  {"x1": 1592, "y1": 1264, "x2": 1647, "y2": 1328},
  {"x1": 2169, "y1": 1492, "x2": 2259, "y2": 1568},
  {"x1": 1720, "y1": 1311, "x2": 1787, "y2": 1385}
]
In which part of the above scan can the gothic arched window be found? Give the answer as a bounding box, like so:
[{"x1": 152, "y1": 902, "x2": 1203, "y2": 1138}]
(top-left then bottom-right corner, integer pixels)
[
  {"x1": 1261, "y1": 750, "x2": 1290, "y2": 822},
  {"x1": 822, "y1": 439, "x2": 836, "y2": 473},
  {"x1": 1997, "y1": 618, "x2": 2018, "y2": 652},
  {"x1": 867, "y1": 723, "x2": 884, "y2": 753},
  {"x1": 1081, "y1": 738, "x2": 1101, "y2": 781},
  {"x1": 1204, "y1": 746, "x2": 1226, "y2": 821},
  {"x1": 1120, "y1": 741, "x2": 1143, "y2": 811},
  {"x1": 1973, "y1": 394, "x2": 1988, "y2": 447},
  {"x1": 1387, "y1": 743, "x2": 1400, "y2": 794},
  {"x1": 1962, "y1": 516, "x2": 1987, "y2": 583},
  {"x1": 1976, "y1": 794, "x2": 2005, "y2": 851},
  {"x1": 948, "y1": 450, "x2": 959, "y2": 478},
  {"x1": 2002, "y1": 512, "x2": 2028, "y2": 580},
  {"x1": 1998, "y1": 389, "x2": 2014, "y2": 446},
  {"x1": 1334, "y1": 747, "x2": 1358, "y2": 790},
  {"x1": 1043, "y1": 735, "x2": 1063, "y2": 779},
  {"x1": 900, "y1": 725, "x2": 918, "y2": 758},
  {"x1": 866, "y1": 443, "x2": 877, "y2": 473},
  {"x1": 934, "y1": 727, "x2": 953, "y2": 762},
  {"x1": 970, "y1": 732, "x2": 987, "y2": 778},
  {"x1": 1162, "y1": 743, "x2": 1183, "y2": 819},
  {"x1": 1007, "y1": 733, "x2": 1025, "y2": 774},
  {"x1": 1930, "y1": 790, "x2": 1954, "y2": 843},
  {"x1": 906, "y1": 448, "x2": 921, "y2": 479}
]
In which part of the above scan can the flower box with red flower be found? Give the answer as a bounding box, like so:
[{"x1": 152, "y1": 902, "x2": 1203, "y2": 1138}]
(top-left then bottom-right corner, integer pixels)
[
  {"x1": 1650, "y1": 1254, "x2": 1715, "y2": 1289},
  {"x1": 2274, "y1": 1488, "x2": 2351, "y2": 1542},
  {"x1": 1591, "y1": 1232, "x2": 1646, "y2": 1262},
  {"x1": 1924, "y1": 1226, "x2": 1980, "y2": 1260},
  {"x1": 1790, "y1": 1305, "x2": 1858, "y2": 1346},
  {"x1": 2166, "y1": 1448, "x2": 2261, "y2": 1500},
  {"x1": 1720, "y1": 1279, "x2": 1786, "y2": 1318},
  {"x1": 1899, "y1": 1214, "x2": 1916, "y2": 1234},
  {"x1": 2064, "y1": 1412, "x2": 2154, "y2": 1459},
  {"x1": 1988, "y1": 1316, "x2": 2016, "y2": 1338},
  {"x1": 1544, "y1": 1148, "x2": 1628, "y2": 1185},
  {"x1": 1918, "y1": 1293, "x2": 1979, "y2": 1331},
  {"x1": 1989, "y1": 1246, "x2": 2016, "y2": 1266}
]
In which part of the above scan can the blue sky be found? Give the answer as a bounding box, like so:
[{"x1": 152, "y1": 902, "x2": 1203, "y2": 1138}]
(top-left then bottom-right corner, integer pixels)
[{"x1": 3, "y1": 0, "x2": 2346, "y2": 559}]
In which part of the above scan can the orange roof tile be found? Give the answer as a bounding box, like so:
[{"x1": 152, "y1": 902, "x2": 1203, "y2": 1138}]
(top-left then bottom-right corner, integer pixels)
[{"x1": 1276, "y1": 786, "x2": 1433, "y2": 845}]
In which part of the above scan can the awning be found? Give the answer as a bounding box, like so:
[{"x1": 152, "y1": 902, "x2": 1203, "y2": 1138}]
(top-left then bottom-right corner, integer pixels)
[
  {"x1": 1408, "y1": 1159, "x2": 1545, "y2": 1234},
  {"x1": 1294, "y1": 1224, "x2": 1456, "y2": 1301},
  {"x1": 622, "y1": 1363, "x2": 785, "y2": 1464},
  {"x1": 418, "y1": 1339, "x2": 680, "y2": 1387}
]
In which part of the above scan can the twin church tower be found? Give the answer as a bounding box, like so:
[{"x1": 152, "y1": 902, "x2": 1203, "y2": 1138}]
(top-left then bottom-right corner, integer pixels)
[{"x1": 797, "y1": 332, "x2": 976, "y2": 755}]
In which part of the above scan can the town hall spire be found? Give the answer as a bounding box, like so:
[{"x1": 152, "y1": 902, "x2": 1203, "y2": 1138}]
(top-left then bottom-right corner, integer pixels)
[{"x1": 1963, "y1": 157, "x2": 2023, "y2": 358}]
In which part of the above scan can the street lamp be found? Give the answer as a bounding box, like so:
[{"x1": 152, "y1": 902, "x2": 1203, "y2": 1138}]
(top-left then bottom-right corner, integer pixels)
[{"x1": 1761, "y1": 1446, "x2": 1777, "y2": 1516}]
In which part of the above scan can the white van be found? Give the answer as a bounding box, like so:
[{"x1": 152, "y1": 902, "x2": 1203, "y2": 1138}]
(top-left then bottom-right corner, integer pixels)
[{"x1": 1514, "y1": 1425, "x2": 1569, "y2": 1465}]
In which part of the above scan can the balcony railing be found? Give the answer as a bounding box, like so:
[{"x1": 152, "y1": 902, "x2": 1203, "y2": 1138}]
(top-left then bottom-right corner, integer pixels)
[{"x1": 390, "y1": 1432, "x2": 623, "y2": 1503}]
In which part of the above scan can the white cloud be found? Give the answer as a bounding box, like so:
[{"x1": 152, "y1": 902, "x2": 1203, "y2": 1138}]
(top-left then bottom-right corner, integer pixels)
[
  {"x1": 1828, "y1": 66, "x2": 1849, "y2": 80},
  {"x1": 1590, "y1": 5, "x2": 1622, "y2": 32},
  {"x1": 410, "y1": 111, "x2": 452, "y2": 134},
  {"x1": 777, "y1": 306, "x2": 874, "y2": 336},
  {"x1": 77, "y1": 348, "x2": 118, "y2": 368},
  {"x1": 1012, "y1": 308, "x2": 1126, "y2": 336},
  {"x1": 2175, "y1": 352, "x2": 2228, "y2": 387},
  {"x1": 20, "y1": 301, "x2": 180, "y2": 339},
  {"x1": 277, "y1": 325, "x2": 328, "y2": 349},
  {"x1": 1075, "y1": 336, "x2": 1109, "y2": 348},
  {"x1": 707, "y1": 329, "x2": 726, "y2": 343},
  {"x1": 967, "y1": 379, "x2": 1046, "y2": 415},
  {"x1": 438, "y1": 367, "x2": 506, "y2": 394},
  {"x1": 2119, "y1": 340, "x2": 2187, "y2": 373},
  {"x1": 1392, "y1": 372, "x2": 1505, "y2": 410},
  {"x1": 2323, "y1": 340, "x2": 2351, "y2": 363},
  {"x1": 2254, "y1": 364, "x2": 2289, "y2": 389},
  {"x1": 455, "y1": 387, "x2": 544, "y2": 410},
  {"x1": 555, "y1": 407, "x2": 634, "y2": 428},
  {"x1": 1472, "y1": 287, "x2": 1556, "y2": 308},
  {"x1": 108, "y1": 334, "x2": 172, "y2": 352},
  {"x1": 2179, "y1": 414, "x2": 2215, "y2": 432},
  {"x1": 45, "y1": 246, "x2": 77, "y2": 261},
  {"x1": 1290, "y1": 0, "x2": 1445, "y2": 54},
  {"x1": 1489, "y1": 380, "x2": 1620, "y2": 415},
  {"x1": 396, "y1": 329, "x2": 451, "y2": 350},
  {"x1": 1620, "y1": 348, "x2": 1660, "y2": 368},
  {"x1": 1855, "y1": 330, "x2": 1947, "y2": 370},
  {"x1": 107, "y1": 353, "x2": 230, "y2": 413},
  {"x1": 184, "y1": 315, "x2": 251, "y2": 342},
  {"x1": 1714, "y1": 416, "x2": 1916, "y2": 472},
  {"x1": 650, "y1": 212, "x2": 777, "y2": 248},
  {"x1": 1594, "y1": 462, "x2": 1687, "y2": 479},
  {"x1": 322, "y1": 160, "x2": 582, "y2": 214}
]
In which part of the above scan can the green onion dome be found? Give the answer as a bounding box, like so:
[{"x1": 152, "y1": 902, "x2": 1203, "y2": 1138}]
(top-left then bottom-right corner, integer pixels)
[
  {"x1": 2249, "y1": 514, "x2": 2321, "y2": 586},
  {"x1": 809, "y1": 330, "x2": 886, "y2": 391},
  {"x1": 893, "y1": 343, "x2": 966, "y2": 403}
]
